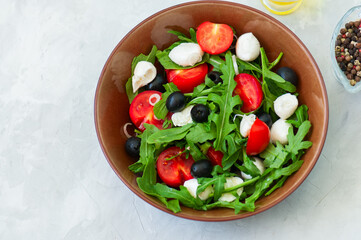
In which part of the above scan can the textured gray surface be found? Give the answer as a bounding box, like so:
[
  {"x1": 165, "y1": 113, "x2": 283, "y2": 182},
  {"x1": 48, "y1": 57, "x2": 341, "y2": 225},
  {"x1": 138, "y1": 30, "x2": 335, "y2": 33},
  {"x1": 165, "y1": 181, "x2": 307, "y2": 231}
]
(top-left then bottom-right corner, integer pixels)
[{"x1": 1, "y1": 0, "x2": 360, "y2": 239}]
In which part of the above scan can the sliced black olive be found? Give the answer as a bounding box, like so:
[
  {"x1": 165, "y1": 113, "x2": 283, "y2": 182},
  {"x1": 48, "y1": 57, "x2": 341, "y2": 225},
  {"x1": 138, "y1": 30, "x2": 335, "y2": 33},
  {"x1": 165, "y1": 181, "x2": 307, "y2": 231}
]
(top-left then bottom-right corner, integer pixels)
[
  {"x1": 257, "y1": 112, "x2": 273, "y2": 129},
  {"x1": 145, "y1": 74, "x2": 166, "y2": 92},
  {"x1": 125, "y1": 136, "x2": 141, "y2": 158},
  {"x1": 207, "y1": 71, "x2": 222, "y2": 84},
  {"x1": 191, "y1": 159, "x2": 213, "y2": 178},
  {"x1": 191, "y1": 104, "x2": 210, "y2": 123},
  {"x1": 276, "y1": 67, "x2": 299, "y2": 86},
  {"x1": 166, "y1": 91, "x2": 186, "y2": 112}
]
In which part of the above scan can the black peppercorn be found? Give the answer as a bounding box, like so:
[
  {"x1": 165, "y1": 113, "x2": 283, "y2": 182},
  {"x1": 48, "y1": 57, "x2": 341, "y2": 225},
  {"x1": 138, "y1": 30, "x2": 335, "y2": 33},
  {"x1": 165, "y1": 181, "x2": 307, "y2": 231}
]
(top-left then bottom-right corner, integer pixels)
[{"x1": 340, "y1": 62, "x2": 347, "y2": 71}]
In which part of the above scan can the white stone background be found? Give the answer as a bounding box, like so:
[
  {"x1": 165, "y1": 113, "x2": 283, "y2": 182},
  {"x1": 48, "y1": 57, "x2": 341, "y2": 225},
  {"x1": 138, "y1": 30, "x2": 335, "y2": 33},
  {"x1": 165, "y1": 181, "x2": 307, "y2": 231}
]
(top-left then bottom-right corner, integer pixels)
[{"x1": 1, "y1": 0, "x2": 361, "y2": 239}]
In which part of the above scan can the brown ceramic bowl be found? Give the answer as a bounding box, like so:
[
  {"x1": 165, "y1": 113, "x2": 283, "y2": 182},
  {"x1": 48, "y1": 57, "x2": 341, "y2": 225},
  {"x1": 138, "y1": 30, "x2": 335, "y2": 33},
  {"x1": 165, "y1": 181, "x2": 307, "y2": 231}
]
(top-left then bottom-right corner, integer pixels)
[{"x1": 94, "y1": 1, "x2": 328, "y2": 221}]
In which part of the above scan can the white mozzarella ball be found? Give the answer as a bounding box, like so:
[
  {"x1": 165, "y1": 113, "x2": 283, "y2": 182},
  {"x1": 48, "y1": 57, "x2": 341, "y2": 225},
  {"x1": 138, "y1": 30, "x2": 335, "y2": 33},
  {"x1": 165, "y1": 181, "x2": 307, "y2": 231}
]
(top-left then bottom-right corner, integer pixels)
[
  {"x1": 240, "y1": 114, "x2": 256, "y2": 138},
  {"x1": 241, "y1": 157, "x2": 265, "y2": 180},
  {"x1": 171, "y1": 105, "x2": 194, "y2": 127},
  {"x1": 235, "y1": 33, "x2": 260, "y2": 62},
  {"x1": 219, "y1": 193, "x2": 237, "y2": 203},
  {"x1": 198, "y1": 185, "x2": 214, "y2": 201},
  {"x1": 274, "y1": 93, "x2": 298, "y2": 119},
  {"x1": 219, "y1": 177, "x2": 244, "y2": 202},
  {"x1": 183, "y1": 179, "x2": 213, "y2": 201},
  {"x1": 169, "y1": 43, "x2": 204, "y2": 67},
  {"x1": 270, "y1": 119, "x2": 292, "y2": 145},
  {"x1": 183, "y1": 179, "x2": 198, "y2": 198},
  {"x1": 132, "y1": 61, "x2": 157, "y2": 92}
]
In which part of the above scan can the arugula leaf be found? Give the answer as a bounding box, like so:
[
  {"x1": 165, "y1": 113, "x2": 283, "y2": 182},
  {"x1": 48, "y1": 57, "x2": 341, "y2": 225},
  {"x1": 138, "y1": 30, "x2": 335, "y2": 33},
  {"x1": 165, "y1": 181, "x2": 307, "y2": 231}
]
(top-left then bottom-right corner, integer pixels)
[
  {"x1": 260, "y1": 48, "x2": 296, "y2": 94},
  {"x1": 268, "y1": 52, "x2": 283, "y2": 70},
  {"x1": 154, "y1": 184, "x2": 204, "y2": 209},
  {"x1": 262, "y1": 81, "x2": 277, "y2": 113},
  {"x1": 125, "y1": 45, "x2": 158, "y2": 103},
  {"x1": 286, "y1": 105, "x2": 309, "y2": 128},
  {"x1": 221, "y1": 133, "x2": 246, "y2": 170},
  {"x1": 128, "y1": 124, "x2": 159, "y2": 173},
  {"x1": 245, "y1": 160, "x2": 304, "y2": 207},
  {"x1": 189, "y1": 80, "x2": 225, "y2": 98},
  {"x1": 285, "y1": 120, "x2": 312, "y2": 156},
  {"x1": 204, "y1": 201, "x2": 236, "y2": 210},
  {"x1": 207, "y1": 55, "x2": 224, "y2": 72},
  {"x1": 186, "y1": 141, "x2": 207, "y2": 161},
  {"x1": 147, "y1": 123, "x2": 194, "y2": 144},
  {"x1": 137, "y1": 162, "x2": 181, "y2": 213},
  {"x1": 168, "y1": 28, "x2": 197, "y2": 43},
  {"x1": 187, "y1": 96, "x2": 208, "y2": 106},
  {"x1": 234, "y1": 198, "x2": 257, "y2": 213},
  {"x1": 210, "y1": 52, "x2": 241, "y2": 151},
  {"x1": 186, "y1": 123, "x2": 216, "y2": 143},
  {"x1": 261, "y1": 142, "x2": 289, "y2": 168},
  {"x1": 128, "y1": 162, "x2": 144, "y2": 173},
  {"x1": 265, "y1": 176, "x2": 287, "y2": 196},
  {"x1": 197, "y1": 175, "x2": 226, "y2": 201},
  {"x1": 191, "y1": 83, "x2": 207, "y2": 98},
  {"x1": 241, "y1": 149, "x2": 261, "y2": 177},
  {"x1": 189, "y1": 28, "x2": 197, "y2": 42},
  {"x1": 236, "y1": 58, "x2": 262, "y2": 74}
]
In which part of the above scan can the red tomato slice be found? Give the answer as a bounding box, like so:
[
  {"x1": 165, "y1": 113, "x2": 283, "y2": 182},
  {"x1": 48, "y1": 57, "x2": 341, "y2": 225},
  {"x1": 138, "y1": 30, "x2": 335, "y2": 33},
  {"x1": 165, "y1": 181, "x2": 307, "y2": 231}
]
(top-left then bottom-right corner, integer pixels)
[
  {"x1": 166, "y1": 63, "x2": 208, "y2": 93},
  {"x1": 206, "y1": 147, "x2": 223, "y2": 167},
  {"x1": 246, "y1": 118, "x2": 270, "y2": 156},
  {"x1": 196, "y1": 21, "x2": 234, "y2": 55},
  {"x1": 156, "y1": 146, "x2": 195, "y2": 187},
  {"x1": 129, "y1": 90, "x2": 164, "y2": 132},
  {"x1": 234, "y1": 73, "x2": 263, "y2": 113}
]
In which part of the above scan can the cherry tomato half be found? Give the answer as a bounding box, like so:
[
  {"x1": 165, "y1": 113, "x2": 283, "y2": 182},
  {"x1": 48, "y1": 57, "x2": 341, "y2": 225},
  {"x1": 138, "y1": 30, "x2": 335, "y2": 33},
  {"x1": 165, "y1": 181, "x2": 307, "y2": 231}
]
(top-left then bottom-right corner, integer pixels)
[
  {"x1": 246, "y1": 118, "x2": 270, "y2": 156},
  {"x1": 234, "y1": 73, "x2": 263, "y2": 113},
  {"x1": 166, "y1": 63, "x2": 208, "y2": 93},
  {"x1": 129, "y1": 90, "x2": 164, "y2": 132},
  {"x1": 196, "y1": 21, "x2": 234, "y2": 55},
  {"x1": 156, "y1": 146, "x2": 195, "y2": 188},
  {"x1": 206, "y1": 147, "x2": 223, "y2": 167}
]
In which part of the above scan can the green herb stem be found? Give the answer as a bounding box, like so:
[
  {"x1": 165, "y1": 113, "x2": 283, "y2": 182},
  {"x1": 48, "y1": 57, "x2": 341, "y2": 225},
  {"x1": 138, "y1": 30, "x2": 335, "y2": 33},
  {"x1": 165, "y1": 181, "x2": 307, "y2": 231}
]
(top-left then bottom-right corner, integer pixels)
[{"x1": 223, "y1": 176, "x2": 260, "y2": 193}]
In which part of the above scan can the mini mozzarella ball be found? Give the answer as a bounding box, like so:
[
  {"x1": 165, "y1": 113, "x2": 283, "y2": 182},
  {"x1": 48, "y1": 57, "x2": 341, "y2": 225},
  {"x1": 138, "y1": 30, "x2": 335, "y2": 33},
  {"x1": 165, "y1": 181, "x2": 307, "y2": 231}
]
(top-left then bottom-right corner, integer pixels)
[
  {"x1": 132, "y1": 61, "x2": 157, "y2": 92},
  {"x1": 240, "y1": 114, "x2": 256, "y2": 137},
  {"x1": 270, "y1": 119, "x2": 292, "y2": 145},
  {"x1": 183, "y1": 179, "x2": 213, "y2": 201},
  {"x1": 169, "y1": 43, "x2": 204, "y2": 67},
  {"x1": 274, "y1": 93, "x2": 298, "y2": 120},
  {"x1": 219, "y1": 177, "x2": 244, "y2": 202},
  {"x1": 171, "y1": 105, "x2": 194, "y2": 126},
  {"x1": 241, "y1": 157, "x2": 265, "y2": 180},
  {"x1": 235, "y1": 33, "x2": 260, "y2": 62}
]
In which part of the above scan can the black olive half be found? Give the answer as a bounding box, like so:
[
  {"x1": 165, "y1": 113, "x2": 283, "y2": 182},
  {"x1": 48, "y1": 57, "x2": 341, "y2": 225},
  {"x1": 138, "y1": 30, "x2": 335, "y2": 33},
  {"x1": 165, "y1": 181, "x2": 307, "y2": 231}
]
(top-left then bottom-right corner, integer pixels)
[
  {"x1": 277, "y1": 67, "x2": 298, "y2": 86},
  {"x1": 191, "y1": 159, "x2": 213, "y2": 178},
  {"x1": 191, "y1": 104, "x2": 210, "y2": 123},
  {"x1": 125, "y1": 136, "x2": 141, "y2": 158},
  {"x1": 207, "y1": 71, "x2": 223, "y2": 84},
  {"x1": 257, "y1": 112, "x2": 273, "y2": 129},
  {"x1": 166, "y1": 91, "x2": 186, "y2": 112},
  {"x1": 145, "y1": 74, "x2": 167, "y2": 92}
]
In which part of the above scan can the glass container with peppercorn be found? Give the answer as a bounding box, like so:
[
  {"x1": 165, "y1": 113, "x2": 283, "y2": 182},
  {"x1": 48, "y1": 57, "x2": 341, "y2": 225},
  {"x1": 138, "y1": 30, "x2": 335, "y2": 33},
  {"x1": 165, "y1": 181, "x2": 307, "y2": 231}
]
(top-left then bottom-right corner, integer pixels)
[{"x1": 331, "y1": 5, "x2": 361, "y2": 93}]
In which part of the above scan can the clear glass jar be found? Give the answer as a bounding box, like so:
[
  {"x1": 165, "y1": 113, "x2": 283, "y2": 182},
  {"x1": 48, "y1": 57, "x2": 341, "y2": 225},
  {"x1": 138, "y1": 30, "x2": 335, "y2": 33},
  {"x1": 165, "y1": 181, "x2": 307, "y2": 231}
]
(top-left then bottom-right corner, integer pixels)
[{"x1": 331, "y1": 5, "x2": 361, "y2": 93}]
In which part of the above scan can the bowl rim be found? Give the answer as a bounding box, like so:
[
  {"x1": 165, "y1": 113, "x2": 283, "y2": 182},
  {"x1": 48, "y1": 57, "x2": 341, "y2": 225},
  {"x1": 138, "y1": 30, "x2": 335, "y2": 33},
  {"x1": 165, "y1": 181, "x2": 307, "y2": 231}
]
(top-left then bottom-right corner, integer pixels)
[{"x1": 94, "y1": 0, "x2": 329, "y2": 222}]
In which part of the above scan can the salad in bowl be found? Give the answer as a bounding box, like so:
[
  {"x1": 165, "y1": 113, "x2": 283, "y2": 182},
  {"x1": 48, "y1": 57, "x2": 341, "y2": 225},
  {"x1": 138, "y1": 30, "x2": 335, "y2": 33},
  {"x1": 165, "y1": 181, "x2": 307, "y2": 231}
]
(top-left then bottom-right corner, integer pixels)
[{"x1": 124, "y1": 21, "x2": 312, "y2": 214}]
